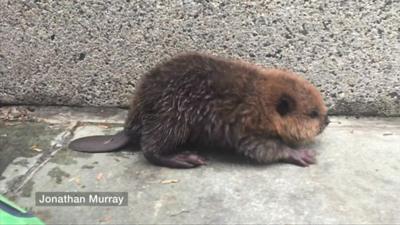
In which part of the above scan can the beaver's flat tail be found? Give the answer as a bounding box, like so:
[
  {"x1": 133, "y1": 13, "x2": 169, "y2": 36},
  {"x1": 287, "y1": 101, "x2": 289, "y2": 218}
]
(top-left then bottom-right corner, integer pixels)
[{"x1": 68, "y1": 130, "x2": 131, "y2": 153}]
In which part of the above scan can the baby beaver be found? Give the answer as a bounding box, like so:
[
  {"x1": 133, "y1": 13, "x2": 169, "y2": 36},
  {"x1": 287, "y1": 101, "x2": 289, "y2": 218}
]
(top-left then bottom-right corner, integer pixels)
[{"x1": 69, "y1": 52, "x2": 329, "y2": 168}]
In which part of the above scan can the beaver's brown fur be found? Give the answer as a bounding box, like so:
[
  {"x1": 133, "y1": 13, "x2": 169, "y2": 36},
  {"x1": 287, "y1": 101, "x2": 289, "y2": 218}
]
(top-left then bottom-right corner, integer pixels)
[{"x1": 121, "y1": 52, "x2": 329, "y2": 168}]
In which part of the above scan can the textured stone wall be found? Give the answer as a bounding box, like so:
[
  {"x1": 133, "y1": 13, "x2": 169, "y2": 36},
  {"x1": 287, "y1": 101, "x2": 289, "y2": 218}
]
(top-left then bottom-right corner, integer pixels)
[{"x1": 1, "y1": 0, "x2": 399, "y2": 115}]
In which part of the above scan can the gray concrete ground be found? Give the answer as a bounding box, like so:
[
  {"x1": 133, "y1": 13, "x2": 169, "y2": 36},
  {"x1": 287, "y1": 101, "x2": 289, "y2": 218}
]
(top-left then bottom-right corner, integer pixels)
[
  {"x1": 1, "y1": 1, "x2": 400, "y2": 116},
  {"x1": 1, "y1": 106, "x2": 400, "y2": 224}
]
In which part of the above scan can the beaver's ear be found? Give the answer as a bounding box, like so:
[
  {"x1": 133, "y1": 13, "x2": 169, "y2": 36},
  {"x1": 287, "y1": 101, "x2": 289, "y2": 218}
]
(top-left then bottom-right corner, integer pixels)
[{"x1": 276, "y1": 94, "x2": 296, "y2": 116}]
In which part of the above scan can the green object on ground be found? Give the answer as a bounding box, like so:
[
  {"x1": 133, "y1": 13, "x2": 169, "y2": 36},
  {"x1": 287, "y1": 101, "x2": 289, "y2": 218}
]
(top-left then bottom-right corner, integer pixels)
[{"x1": 0, "y1": 195, "x2": 45, "y2": 225}]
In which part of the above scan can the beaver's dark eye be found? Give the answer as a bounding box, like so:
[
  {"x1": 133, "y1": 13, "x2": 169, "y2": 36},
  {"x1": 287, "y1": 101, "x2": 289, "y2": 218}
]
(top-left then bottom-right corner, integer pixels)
[
  {"x1": 310, "y1": 110, "x2": 319, "y2": 118},
  {"x1": 276, "y1": 95, "x2": 296, "y2": 116}
]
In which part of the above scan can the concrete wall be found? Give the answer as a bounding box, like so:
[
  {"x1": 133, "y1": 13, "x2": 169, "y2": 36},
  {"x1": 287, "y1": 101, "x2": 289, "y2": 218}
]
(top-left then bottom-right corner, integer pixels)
[{"x1": 0, "y1": 0, "x2": 399, "y2": 116}]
